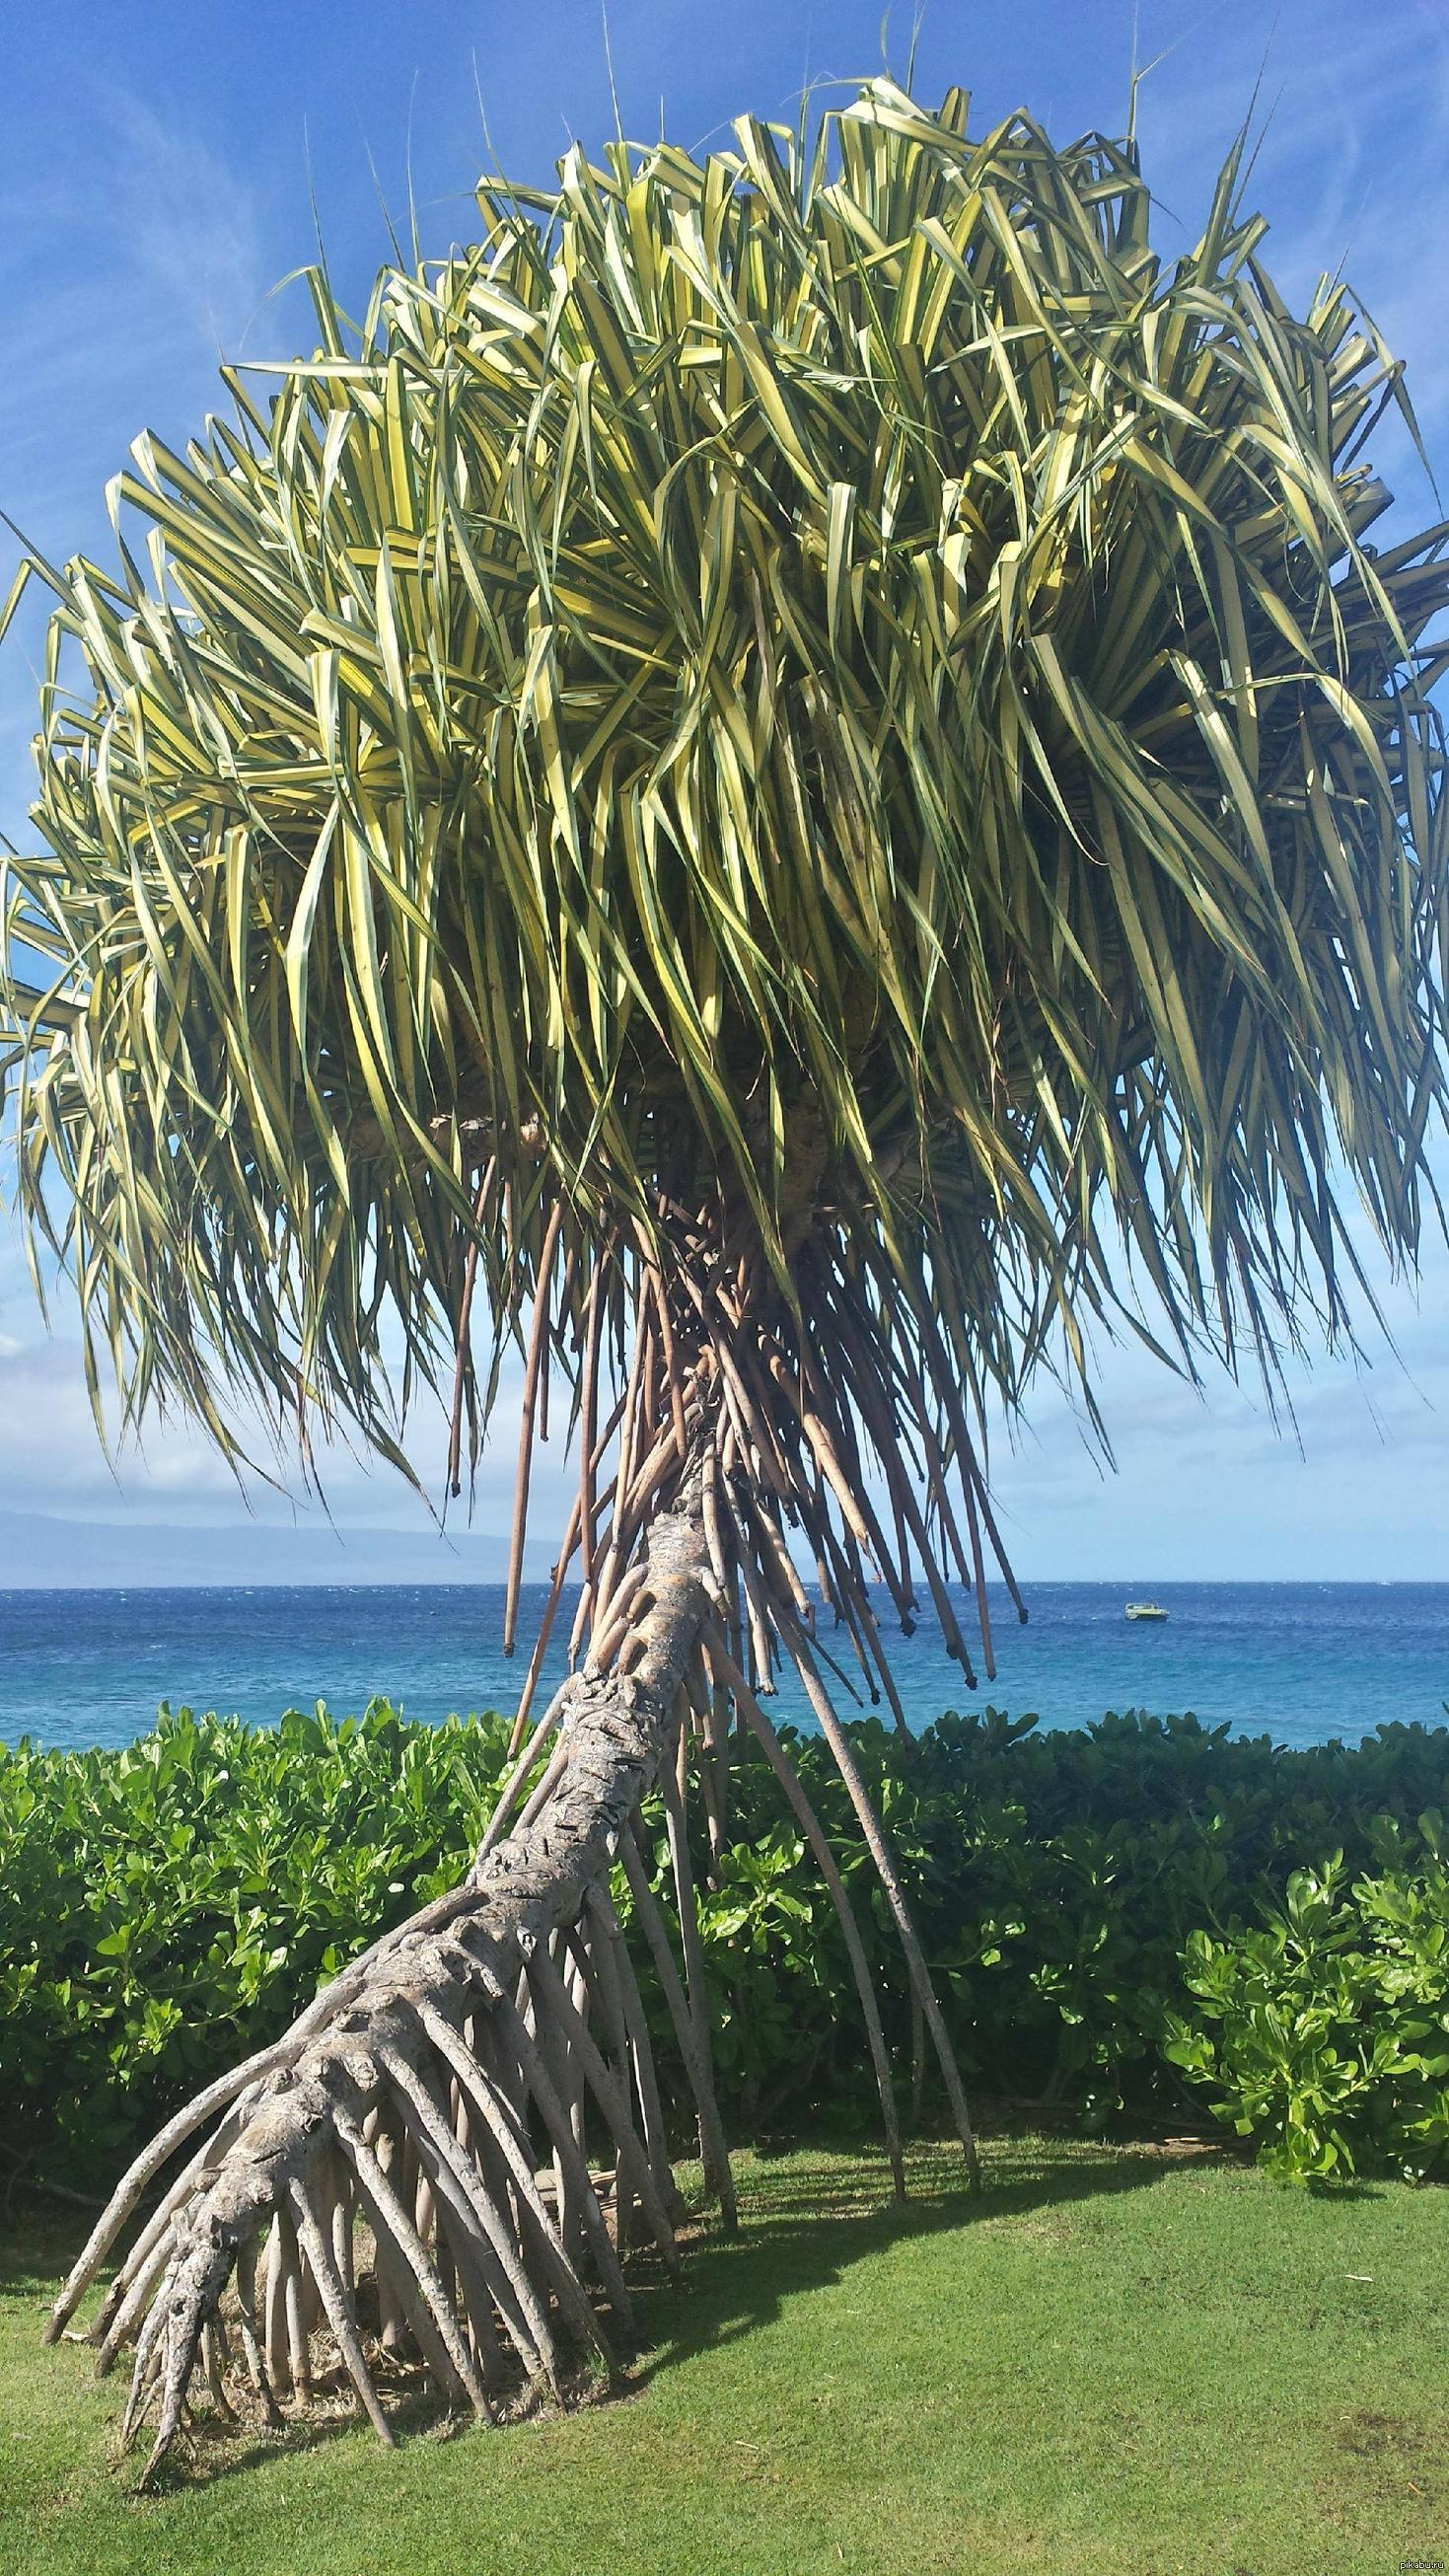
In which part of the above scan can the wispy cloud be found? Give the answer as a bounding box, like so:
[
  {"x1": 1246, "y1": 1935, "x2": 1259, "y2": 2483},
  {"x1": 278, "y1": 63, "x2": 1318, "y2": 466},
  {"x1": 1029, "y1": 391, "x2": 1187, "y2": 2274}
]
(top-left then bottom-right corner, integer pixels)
[
  {"x1": 0, "y1": 82, "x2": 278, "y2": 552},
  {"x1": 1133, "y1": 0, "x2": 1449, "y2": 482},
  {"x1": 0, "y1": 80, "x2": 287, "y2": 837}
]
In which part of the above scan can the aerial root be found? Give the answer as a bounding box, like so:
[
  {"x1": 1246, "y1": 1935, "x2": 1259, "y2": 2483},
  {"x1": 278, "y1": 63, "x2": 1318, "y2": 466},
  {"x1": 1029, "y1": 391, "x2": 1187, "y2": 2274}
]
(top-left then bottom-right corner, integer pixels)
[
  {"x1": 67, "y1": 1905, "x2": 699, "y2": 2489},
  {"x1": 50, "y1": 1399, "x2": 989, "y2": 2485},
  {"x1": 46, "y1": 1479, "x2": 735, "y2": 2489},
  {"x1": 704, "y1": 1631, "x2": 906, "y2": 2201}
]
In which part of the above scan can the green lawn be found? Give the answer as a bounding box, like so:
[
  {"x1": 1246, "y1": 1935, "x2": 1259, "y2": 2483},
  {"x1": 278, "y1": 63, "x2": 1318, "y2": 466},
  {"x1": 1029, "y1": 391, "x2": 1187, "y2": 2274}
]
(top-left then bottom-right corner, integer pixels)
[{"x1": 1, "y1": 2136, "x2": 1444, "y2": 2576}]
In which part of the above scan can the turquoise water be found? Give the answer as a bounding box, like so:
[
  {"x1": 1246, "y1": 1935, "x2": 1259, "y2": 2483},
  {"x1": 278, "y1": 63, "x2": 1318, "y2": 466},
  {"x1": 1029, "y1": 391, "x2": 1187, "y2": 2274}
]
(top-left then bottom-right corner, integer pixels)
[{"x1": 1, "y1": 1582, "x2": 1446, "y2": 1753}]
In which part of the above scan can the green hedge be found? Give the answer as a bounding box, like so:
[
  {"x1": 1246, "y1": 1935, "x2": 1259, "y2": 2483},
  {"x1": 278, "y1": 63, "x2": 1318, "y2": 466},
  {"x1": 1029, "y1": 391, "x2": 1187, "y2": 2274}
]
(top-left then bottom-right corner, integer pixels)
[
  {"x1": 1164, "y1": 1831, "x2": 1449, "y2": 2179},
  {"x1": 3, "y1": 1702, "x2": 1447, "y2": 2191}
]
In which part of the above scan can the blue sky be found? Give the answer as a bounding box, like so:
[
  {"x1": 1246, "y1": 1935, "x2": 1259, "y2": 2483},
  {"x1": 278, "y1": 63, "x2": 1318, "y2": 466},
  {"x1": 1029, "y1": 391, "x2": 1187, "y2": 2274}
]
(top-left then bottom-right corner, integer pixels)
[{"x1": 1, "y1": 0, "x2": 1447, "y2": 1583}]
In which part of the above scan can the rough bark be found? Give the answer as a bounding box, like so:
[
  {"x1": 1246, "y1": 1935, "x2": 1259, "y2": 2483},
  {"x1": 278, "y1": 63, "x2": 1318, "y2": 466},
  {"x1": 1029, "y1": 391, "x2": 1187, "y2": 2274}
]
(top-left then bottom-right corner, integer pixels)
[
  {"x1": 50, "y1": 1320, "x2": 987, "y2": 2485},
  {"x1": 51, "y1": 1471, "x2": 721, "y2": 2484}
]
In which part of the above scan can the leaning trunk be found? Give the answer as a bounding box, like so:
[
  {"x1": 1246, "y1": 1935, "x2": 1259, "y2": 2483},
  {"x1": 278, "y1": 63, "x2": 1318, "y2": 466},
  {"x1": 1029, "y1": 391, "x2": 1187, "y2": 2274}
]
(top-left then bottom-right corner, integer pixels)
[
  {"x1": 49, "y1": 1289, "x2": 991, "y2": 2485},
  {"x1": 52, "y1": 1470, "x2": 720, "y2": 2481}
]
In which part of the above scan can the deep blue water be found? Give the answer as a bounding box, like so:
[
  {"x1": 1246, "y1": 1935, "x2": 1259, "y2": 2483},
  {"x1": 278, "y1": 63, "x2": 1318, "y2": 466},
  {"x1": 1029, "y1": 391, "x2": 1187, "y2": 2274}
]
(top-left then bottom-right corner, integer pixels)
[{"x1": 1, "y1": 1581, "x2": 1446, "y2": 1754}]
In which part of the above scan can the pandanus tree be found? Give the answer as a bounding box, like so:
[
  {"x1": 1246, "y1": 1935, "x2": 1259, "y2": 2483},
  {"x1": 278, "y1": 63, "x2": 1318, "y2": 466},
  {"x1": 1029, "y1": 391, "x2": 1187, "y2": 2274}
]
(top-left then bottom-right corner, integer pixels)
[{"x1": 3, "y1": 77, "x2": 1447, "y2": 2479}]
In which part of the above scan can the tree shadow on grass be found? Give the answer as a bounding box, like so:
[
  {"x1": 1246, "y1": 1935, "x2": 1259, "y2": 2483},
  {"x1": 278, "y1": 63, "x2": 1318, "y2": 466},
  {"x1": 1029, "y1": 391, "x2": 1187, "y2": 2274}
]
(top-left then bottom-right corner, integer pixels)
[
  {"x1": 0, "y1": 2198, "x2": 92, "y2": 2302},
  {"x1": 621, "y1": 2129, "x2": 1229, "y2": 2388},
  {"x1": 0, "y1": 2130, "x2": 1249, "y2": 2490}
]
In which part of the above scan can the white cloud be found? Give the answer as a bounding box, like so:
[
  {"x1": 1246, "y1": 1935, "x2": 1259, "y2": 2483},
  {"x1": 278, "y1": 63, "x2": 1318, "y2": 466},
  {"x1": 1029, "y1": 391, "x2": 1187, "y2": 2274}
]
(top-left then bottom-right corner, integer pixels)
[
  {"x1": 100, "y1": 92, "x2": 268, "y2": 354},
  {"x1": 1132, "y1": 0, "x2": 1449, "y2": 478},
  {"x1": 0, "y1": 79, "x2": 297, "y2": 847},
  {"x1": 0, "y1": 102, "x2": 273, "y2": 568}
]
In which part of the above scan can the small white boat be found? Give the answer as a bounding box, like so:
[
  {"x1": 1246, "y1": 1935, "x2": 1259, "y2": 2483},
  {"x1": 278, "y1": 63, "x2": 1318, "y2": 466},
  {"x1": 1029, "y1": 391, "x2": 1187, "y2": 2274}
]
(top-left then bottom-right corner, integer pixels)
[{"x1": 1124, "y1": 1600, "x2": 1169, "y2": 1622}]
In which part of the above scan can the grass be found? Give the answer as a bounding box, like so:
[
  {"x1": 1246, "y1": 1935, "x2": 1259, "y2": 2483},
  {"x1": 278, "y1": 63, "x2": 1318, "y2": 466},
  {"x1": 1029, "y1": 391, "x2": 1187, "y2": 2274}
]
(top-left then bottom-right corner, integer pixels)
[{"x1": 1, "y1": 2134, "x2": 1445, "y2": 2576}]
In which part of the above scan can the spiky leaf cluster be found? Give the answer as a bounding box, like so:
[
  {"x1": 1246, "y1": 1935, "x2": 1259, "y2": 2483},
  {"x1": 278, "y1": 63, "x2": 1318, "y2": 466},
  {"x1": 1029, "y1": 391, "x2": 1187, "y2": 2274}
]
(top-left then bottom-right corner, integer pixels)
[{"x1": 3, "y1": 77, "x2": 1447, "y2": 1486}]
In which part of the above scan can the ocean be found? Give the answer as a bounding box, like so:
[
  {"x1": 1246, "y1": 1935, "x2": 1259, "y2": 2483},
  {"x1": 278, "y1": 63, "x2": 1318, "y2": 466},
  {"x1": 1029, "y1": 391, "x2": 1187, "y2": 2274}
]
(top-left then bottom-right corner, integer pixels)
[{"x1": 1, "y1": 1580, "x2": 1446, "y2": 1755}]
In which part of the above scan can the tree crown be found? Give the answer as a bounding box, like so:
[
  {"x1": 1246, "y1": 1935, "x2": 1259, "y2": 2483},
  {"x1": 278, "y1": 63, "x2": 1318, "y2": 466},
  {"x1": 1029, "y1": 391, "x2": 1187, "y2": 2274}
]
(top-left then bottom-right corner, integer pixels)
[{"x1": 3, "y1": 77, "x2": 1447, "y2": 1494}]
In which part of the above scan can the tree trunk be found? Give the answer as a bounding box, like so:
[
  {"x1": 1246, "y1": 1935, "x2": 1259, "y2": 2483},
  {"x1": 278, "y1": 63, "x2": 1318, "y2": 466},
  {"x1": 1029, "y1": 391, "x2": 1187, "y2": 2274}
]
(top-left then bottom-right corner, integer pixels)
[
  {"x1": 53, "y1": 1470, "x2": 721, "y2": 2485},
  {"x1": 49, "y1": 1390, "x2": 980, "y2": 2486}
]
